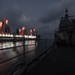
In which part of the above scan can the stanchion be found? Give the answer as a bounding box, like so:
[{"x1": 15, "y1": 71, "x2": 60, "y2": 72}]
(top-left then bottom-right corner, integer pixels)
[
  {"x1": 35, "y1": 39, "x2": 39, "y2": 61},
  {"x1": 13, "y1": 36, "x2": 16, "y2": 50},
  {"x1": 23, "y1": 37, "x2": 25, "y2": 63}
]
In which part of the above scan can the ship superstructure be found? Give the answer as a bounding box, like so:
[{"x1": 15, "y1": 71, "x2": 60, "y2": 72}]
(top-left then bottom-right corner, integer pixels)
[{"x1": 55, "y1": 9, "x2": 75, "y2": 45}]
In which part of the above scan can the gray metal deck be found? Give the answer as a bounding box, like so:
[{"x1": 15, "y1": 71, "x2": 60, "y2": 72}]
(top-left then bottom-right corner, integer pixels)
[{"x1": 26, "y1": 45, "x2": 75, "y2": 75}]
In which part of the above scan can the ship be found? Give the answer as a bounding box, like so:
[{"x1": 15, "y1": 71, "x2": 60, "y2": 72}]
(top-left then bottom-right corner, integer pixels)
[
  {"x1": 55, "y1": 9, "x2": 75, "y2": 45},
  {"x1": 0, "y1": 18, "x2": 39, "y2": 40}
]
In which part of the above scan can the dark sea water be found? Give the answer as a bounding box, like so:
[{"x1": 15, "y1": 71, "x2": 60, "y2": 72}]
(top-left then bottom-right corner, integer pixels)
[{"x1": 0, "y1": 39, "x2": 54, "y2": 75}]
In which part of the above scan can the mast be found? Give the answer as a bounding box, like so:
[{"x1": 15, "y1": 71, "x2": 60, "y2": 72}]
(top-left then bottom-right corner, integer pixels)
[{"x1": 65, "y1": 8, "x2": 69, "y2": 18}]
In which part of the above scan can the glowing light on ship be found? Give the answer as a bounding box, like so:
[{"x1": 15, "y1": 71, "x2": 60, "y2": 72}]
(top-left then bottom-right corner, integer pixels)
[
  {"x1": 0, "y1": 22, "x2": 2, "y2": 29},
  {"x1": 0, "y1": 34, "x2": 36, "y2": 39},
  {"x1": 5, "y1": 19, "x2": 8, "y2": 25},
  {"x1": 0, "y1": 18, "x2": 37, "y2": 39}
]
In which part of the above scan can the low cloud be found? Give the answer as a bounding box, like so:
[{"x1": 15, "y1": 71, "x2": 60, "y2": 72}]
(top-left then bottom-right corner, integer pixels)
[
  {"x1": 0, "y1": 4, "x2": 31, "y2": 32},
  {"x1": 39, "y1": 0, "x2": 75, "y2": 24},
  {"x1": 37, "y1": 0, "x2": 75, "y2": 38}
]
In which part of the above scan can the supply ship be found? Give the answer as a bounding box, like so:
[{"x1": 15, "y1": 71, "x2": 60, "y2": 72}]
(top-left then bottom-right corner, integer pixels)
[
  {"x1": 0, "y1": 18, "x2": 37, "y2": 40},
  {"x1": 55, "y1": 9, "x2": 75, "y2": 45}
]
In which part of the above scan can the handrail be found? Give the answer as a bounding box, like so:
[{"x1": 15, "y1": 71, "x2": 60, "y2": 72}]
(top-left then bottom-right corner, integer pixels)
[
  {"x1": 0, "y1": 45, "x2": 23, "y2": 50},
  {"x1": 0, "y1": 54, "x2": 23, "y2": 64},
  {"x1": 0, "y1": 37, "x2": 54, "y2": 75}
]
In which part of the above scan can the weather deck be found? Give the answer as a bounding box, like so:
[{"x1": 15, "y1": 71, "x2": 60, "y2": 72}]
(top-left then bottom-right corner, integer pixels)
[{"x1": 26, "y1": 45, "x2": 75, "y2": 75}]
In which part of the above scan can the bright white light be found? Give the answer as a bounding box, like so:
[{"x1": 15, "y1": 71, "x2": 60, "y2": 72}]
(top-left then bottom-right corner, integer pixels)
[
  {"x1": 8, "y1": 34, "x2": 11, "y2": 37},
  {"x1": 24, "y1": 35, "x2": 29, "y2": 38},
  {"x1": 15, "y1": 35, "x2": 18, "y2": 37},
  {"x1": 2, "y1": 34, "x2": 5, "y2": 37},
  {"x1": 10, "y1": 34, "x2": 13, "y2": 37},
  {"x1": 5, "y1": 34, "x2": 8, "y2": 37},
  {"x1": 0, "y1": 34, "x2": 36, "y2": 39},
  {"x1": 6, "y1": 19, "x2": 8, "y2": 24},
  {"x1": 0, "y1": 34, "x2": 2, "y2": 36},
  {"x1": 29, "y1": 36, "x2": 36, "y2": 38},
  {"x1": 15, "y1": 35, "x2": 23, "y2": 37},
  {"x1": 20, "y1": 35, "x2": 22, "y2": 37}
]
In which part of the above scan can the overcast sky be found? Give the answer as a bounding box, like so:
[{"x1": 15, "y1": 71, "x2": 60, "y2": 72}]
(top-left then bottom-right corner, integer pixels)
[{"x1": 0, "y1": 0, "x2": 75, "y2": 39}]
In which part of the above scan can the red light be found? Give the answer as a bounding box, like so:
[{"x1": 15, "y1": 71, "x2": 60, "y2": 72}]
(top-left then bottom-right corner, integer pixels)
[{"x1": 0, "y1": 22, "x2": 2, "y2": 29}]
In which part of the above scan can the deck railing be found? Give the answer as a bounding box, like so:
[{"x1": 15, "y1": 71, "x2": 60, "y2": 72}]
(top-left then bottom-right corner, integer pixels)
[{"x1": 0, "y1": 37, "x2": 54, "y2": 75}]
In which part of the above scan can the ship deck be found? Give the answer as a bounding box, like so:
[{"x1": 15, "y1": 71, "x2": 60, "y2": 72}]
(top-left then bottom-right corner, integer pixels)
[{"x1": 26, "y1": 44, "x2": 75, "y2": 75}]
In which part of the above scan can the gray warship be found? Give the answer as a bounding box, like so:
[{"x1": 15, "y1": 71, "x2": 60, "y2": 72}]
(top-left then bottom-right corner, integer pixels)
[{"x1": 55, "y1": 9, "x2": 75, "y2": 45}]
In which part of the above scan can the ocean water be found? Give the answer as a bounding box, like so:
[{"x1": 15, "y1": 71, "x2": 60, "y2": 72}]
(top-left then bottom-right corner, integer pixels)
[{"x1": 0, "y1": 39, "x2": 54, "y2": 75}]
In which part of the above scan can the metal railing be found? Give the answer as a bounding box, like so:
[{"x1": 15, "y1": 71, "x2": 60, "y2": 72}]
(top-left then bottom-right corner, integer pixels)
[{"x1": 0, "y1": 37, "x2": 54, "y2": 75}]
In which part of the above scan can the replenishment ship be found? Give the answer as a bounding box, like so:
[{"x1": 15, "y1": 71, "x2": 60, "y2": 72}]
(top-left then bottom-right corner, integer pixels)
[
  {"x1": 0, "y1": 18, "x2": 37, "y2": 39},
  {"x1": 0, "y1": 18, "x2": 41, "y2": 49}
]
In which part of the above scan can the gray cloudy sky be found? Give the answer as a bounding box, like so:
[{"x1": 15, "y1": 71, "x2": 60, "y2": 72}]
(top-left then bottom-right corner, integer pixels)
[{"x1": 0, "y1": 0, "x2": 75, "y2": 39}]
